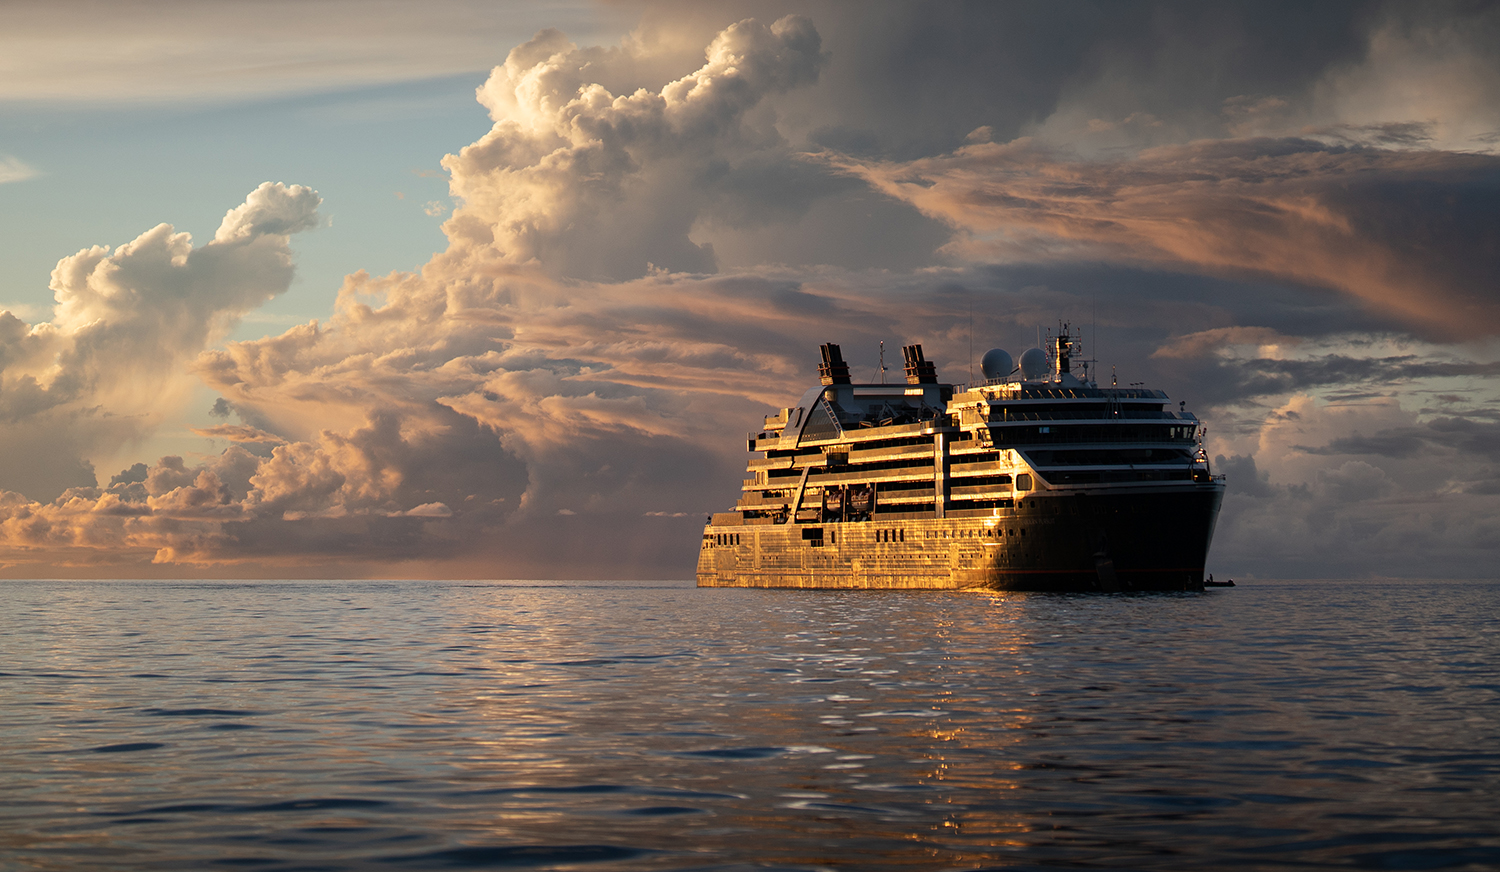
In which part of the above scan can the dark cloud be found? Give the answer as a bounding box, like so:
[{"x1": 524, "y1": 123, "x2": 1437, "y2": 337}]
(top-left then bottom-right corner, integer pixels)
[
  {"x1": 1214, "y1": 453, "x2": 1273, "y2": 497},
  {"x1": 846, "y1": 139, "x2": 1500, "y2": 340},
  {"x1": 1295, "y1": 430, "x2": 1428, "y2": 458},
  {"x1": 1194, "y1": 355, "x2": 1500, "y2": 408},
  {"x1": 652, "y1": 1, "x2": 1375, "y2": 157}
]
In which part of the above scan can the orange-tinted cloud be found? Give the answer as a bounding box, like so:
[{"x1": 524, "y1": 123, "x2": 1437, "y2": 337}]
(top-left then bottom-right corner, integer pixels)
[{"x1": 836, "y1": 138, "x2": 1500, "y2": 339}]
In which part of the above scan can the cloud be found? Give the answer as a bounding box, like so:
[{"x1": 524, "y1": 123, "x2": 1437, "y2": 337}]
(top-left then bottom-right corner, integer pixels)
[
  {"x1": 0, "y1": 0, "x2": 631, "y2": 104},
  {"x1": 213, "y1": 183, "x2": 322, "y2": 242},
  {"x1": 1307, "y1": 3, "x2": 1500, "y2": 154},
  {"x1": 441, "y1": 15, "x2": 827, "y2": 280},
  {"x1": 836, "y1": 138, "x2": 1500, "y2": 340},
  {"x1": 0, "y1": 155, "x2": 37, "y2": 185},
  {"x1": 0, "y1": 182, "x2": 319, "y2": 501},
  {"x1": 1206, "y1": 392, "x2": 1500, "y2": 579},
  {"x1": 192, "y1": 425, "x2": 288, "y2": 445}
]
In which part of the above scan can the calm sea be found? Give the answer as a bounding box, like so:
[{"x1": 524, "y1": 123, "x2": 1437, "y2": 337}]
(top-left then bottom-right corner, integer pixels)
[{"x1": 2, "y1": 579, "x2": 1497, "y2": 871}]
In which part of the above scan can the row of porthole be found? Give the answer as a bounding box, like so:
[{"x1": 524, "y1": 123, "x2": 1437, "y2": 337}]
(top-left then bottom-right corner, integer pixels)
[
  {"x1": 926, "y1": 527, "x2": 1026, "y2": 539},
  {"x1": 719, "y1": 527, "x2": 1025, "y2": 545}
]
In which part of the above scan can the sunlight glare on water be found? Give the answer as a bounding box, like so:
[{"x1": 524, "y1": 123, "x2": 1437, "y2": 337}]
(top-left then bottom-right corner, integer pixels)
[{"x1": 1, "y1": 578, "x2": 1497, "y2": 870}]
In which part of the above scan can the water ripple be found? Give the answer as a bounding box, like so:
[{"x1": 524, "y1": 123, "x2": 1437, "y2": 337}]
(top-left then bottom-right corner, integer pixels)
[{"x1": 1, "y1": 577, "x2": 1497, "y2": 871}]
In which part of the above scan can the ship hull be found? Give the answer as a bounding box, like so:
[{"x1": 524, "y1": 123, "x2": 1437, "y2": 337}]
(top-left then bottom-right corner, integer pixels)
[{"x1": 697, "y1": 485, "x2": 1223, "y2": 592}]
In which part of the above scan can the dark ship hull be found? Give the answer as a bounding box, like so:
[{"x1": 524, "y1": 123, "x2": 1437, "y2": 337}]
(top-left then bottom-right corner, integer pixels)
[
  {"x1": 698, "y1": 487, "x2": 1222, "y2": 592},
  {"x1": 698, "y1": 336, "x2": 1226, "y2": 592}
]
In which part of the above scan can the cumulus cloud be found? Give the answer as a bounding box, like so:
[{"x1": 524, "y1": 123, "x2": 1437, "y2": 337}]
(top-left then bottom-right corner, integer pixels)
[
  {"x1": 0, "y1": 182, "x2": 319, "y2": 502},
  {"x1": 214, "y1": 183, "x2": 322, "y2": 243},
  {"x1": 440, "y1": 15, "x2": 825, "y2": 280}
]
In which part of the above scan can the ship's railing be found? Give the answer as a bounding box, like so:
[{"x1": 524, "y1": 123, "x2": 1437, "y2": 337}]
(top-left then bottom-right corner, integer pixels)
[
  {"x1": 955, "y1": 385, "x2": 1168, "y2": 400},
  {"x1": 986, "y1": 410, "x2": 1183, "y2": 422}
]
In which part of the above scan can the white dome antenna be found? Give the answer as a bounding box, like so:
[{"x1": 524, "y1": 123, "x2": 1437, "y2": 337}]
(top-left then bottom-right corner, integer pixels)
[
  {"x1": 1019, "y1": 347, "x2": 1048, "y2": 380},
  {"x1": 980, "y1": 348, "x2": 1013, "y2": 382}
]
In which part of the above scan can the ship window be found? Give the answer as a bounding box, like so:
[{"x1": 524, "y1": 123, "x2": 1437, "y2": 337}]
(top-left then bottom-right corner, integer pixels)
[
  {"x1": 1016, "y1": 473, "x2": 1033, "y2": 491},
  {"x1": 899, "y1": 529, "x2": 904, "y2": 542}
]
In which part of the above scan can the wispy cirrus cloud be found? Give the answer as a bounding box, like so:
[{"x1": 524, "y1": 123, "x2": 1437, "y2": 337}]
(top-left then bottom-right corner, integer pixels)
[
  {"x1": 0, "y1": 0, "x2": 627, "y2": 105},
  {"x1": 0, "y1": 155, "x2": 37, "y2": 185}
]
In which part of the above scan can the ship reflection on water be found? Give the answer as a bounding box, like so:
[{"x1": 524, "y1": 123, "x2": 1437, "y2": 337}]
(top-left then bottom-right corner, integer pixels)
[{"x1": 2, "y1": 578, "x2": 1497, "y2": 870}]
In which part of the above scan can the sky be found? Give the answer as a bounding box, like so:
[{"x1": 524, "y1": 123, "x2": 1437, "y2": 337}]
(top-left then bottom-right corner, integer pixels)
[{"x1": 1, "y1": 0, "x2": 1498, "y2": 580}]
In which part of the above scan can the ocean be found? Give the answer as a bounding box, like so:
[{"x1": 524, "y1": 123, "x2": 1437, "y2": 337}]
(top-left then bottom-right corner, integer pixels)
[{"x1": 2, "y1": 578, "x2": 1497, "y2": 870}]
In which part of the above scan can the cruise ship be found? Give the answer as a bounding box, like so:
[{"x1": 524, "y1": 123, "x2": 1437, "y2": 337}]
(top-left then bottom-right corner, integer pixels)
[{"x1": 697, "y1": 329, "x2": 1225, "y2": 591}]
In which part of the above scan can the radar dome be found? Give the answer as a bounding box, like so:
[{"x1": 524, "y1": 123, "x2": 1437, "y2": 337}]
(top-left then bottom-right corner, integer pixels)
[
  {"x1": 1019, "y1": 347, "x2": 1048, "y2": 379},
  {"x1": 980, "y1": 348, "x2": 1013, "y2": 381}
]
